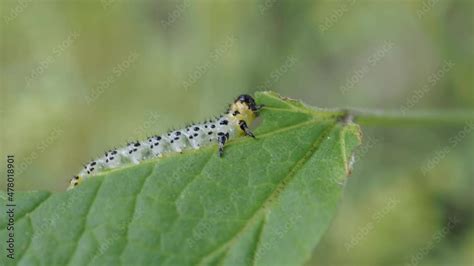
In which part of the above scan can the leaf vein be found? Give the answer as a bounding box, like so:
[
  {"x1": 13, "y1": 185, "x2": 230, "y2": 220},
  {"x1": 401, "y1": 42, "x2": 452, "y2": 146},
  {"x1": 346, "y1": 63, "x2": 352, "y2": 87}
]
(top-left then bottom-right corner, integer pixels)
[
  {"x1": 65, "y1": 180, "x2": 104, "y2": 266},
  {"x1": 160, "y1": 152, "x2": 214, "y2": 265},
  {"x1": 0, "y1": 193, "x2": 51, "y2": 231},
  {"x1": 16, "y1": 215, "x2": 34, "y2": 263},
  {"x1": 197, "y1": 123, "x2": 336, "y2": 265},
  {"x1": 118, "y1": 166, "x2": 155, "y2": 265}
]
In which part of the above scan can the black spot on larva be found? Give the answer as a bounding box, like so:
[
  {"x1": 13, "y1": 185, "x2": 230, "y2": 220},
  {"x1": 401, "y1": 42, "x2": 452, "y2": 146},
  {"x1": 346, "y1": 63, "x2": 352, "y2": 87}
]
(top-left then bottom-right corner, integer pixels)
[
  {"x1": 220, "y1": 120, "x2": 228, "y2": 125},
  {"x1": 156, "y1": 136, "x2": 162, "y2": 140},
  {"x1": 74, "y1": 182, "x2": 78, "y2": 186},
  {"x1": 194, "y1": 127, "x2": 199, "y2": 131},
  {"x1": 73, "y1": 176, "x2": 79, "y2": 180},
  {"x1": 186, "y1": 128, "x2": 190, "y2": 132},
  {"x1": 174, "y1": 137, "x2": 179, "y2": 140},
  {"x1": 204, "y1": 125, "x2": 208, "y2": 128},
  {"x1": 218, "y1": 132, "x2": 224, "y2": 136},
  {"x1": 211, "y1": 125, "x2": 216, "y2": 128},
  {"x1": 233, "y1": 110, "x2": 240, "y2": 116},
  {"x1": 110, "y1": 156, "x2": 114, "y2": 160},
  {"x1": 91, "y1": 162, "x2": 97, "y2": 166},
  {"x1": 90, "y1": 167, "x2": 95, "y2": 171},
  {"x1": 106, "y1": 159, "x2": 109, "y2": 163},
  {"x1": 133, "y1": 148, "x2": 138, "y2": 152},
  {"x1": 112, "y1": 150, "x2": 117, "y2": 155},
  {"x1": 193, "y1": 133, "x2": 198, "y2": 137},
  {"x1": 176, "y1": 131, "x2": 181, "y2": 136},
  {"x1": 134, "y1": 142, "x2": 141, "y2": 147},
  {"x1": 170, "y1": 140, "x2": 174, "y2": 143},
  {"x1": 208, "y1": 132, "x2": 212, "y2": 135},
  {"x1": 155, "y1": 143, "x2": 159, "y2": 146},
  {"x1": 189, "y1": 136, "x2": 193, "y2": 139},
  {"x1": 129, "y1": 150, "x2": 133, "y2": 154}
]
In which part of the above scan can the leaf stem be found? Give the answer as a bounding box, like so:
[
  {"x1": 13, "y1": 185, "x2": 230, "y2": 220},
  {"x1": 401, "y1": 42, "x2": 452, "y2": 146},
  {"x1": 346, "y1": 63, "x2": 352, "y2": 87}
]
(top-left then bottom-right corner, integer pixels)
[{"x1": 345, "y1": 109, "x2": 474, "y2": 127}]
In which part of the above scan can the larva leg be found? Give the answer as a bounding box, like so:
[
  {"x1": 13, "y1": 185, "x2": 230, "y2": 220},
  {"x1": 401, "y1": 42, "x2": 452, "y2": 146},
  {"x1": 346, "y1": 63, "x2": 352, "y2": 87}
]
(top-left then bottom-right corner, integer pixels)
[
  {"x1": 217, "y1": 132, "x2": 229, "y2": 157},
  {"x1": 253, "y1": 104, "x2": 264, "y2": 111},
  {"x1": 239, "y1": 120, "x2": 255, "y2": 138}
]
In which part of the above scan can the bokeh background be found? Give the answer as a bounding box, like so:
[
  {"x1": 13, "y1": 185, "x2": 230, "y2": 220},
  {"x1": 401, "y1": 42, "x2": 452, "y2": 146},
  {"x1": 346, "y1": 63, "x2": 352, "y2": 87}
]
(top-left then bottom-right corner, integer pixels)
[{"x1": 1, "y1": 0, "x2": 473, "y2": 265}]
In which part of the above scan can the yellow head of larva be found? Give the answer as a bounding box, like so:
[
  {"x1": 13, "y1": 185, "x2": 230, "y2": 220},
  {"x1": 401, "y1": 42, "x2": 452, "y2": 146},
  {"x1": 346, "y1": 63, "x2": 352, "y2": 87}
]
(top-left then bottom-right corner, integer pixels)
[{"x1": 228, "y1": 94, "x2": 262, "y2": 126}]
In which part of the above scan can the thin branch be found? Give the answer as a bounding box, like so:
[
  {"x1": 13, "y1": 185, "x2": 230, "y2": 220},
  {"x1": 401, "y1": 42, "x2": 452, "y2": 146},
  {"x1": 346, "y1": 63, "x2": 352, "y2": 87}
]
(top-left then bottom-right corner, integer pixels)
[{"x1": 345, "y1": 109, "x2": 474, "y2": 127}]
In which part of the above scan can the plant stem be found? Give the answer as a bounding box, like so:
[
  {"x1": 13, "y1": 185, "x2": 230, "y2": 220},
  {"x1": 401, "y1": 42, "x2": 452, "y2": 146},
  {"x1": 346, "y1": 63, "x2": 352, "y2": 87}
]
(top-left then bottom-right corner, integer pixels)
[{"x1": 347, "y1": 109, "x2": 474, "y2": 127}]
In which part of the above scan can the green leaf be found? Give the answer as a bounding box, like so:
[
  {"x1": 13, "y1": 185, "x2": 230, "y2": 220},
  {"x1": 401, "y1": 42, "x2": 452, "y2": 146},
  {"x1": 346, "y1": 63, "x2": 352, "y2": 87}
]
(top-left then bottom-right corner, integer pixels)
[{"x1": 1, "y1": 91, "x2": 361, "y2": 266}]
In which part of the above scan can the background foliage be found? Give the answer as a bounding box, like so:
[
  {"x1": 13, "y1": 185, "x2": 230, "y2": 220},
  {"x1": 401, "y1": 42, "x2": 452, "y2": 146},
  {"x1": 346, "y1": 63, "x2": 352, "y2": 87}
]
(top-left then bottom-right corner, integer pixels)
[{"x1": 1, "y1": 0, "x2": 473, "y2": 265}]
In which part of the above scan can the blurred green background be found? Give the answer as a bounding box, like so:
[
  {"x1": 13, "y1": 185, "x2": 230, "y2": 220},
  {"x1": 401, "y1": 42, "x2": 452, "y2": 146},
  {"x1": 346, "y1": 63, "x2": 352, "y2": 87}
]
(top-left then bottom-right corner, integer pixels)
[{"x1": 1, "y1": 0, "x2": 473, "y2": 265}]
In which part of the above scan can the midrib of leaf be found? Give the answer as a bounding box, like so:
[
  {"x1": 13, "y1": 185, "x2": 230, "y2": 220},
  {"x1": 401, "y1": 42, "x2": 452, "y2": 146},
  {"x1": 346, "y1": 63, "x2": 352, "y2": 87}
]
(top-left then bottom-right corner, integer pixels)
[
  {"x1": 250, "y1": 214, "x2": 266, "y2": 266},
  {"x1": 197, "y1": 123, "x2": 337, "y2": 265}
]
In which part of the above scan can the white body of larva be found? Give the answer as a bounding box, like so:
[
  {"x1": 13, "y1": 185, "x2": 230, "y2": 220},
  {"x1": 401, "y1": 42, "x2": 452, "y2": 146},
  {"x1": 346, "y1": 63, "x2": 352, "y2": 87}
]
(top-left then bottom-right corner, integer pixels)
[{"x1": 68, "y1": 94, "x2": 262, "y2": 190}]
